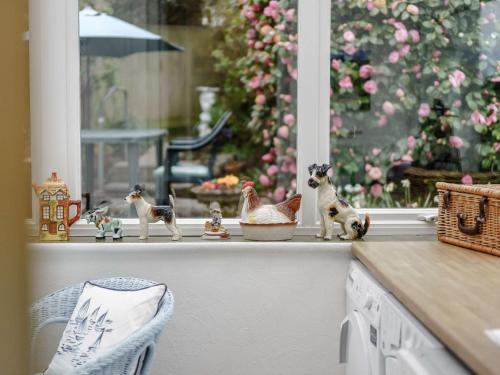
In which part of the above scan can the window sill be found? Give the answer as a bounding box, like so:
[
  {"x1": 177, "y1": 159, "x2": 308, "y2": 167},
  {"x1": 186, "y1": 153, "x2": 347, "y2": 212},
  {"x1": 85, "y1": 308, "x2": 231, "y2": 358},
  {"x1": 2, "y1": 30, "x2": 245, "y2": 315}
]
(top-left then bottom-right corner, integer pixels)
[{"x1": 26, "y1": 208, "x2": 437, "y2": 237}]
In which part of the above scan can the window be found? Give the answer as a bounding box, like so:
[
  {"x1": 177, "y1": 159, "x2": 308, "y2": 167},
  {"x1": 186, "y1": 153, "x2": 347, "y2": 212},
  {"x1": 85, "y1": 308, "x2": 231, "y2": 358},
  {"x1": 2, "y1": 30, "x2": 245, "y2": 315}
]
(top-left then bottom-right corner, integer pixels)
[
  {"x1": 329, "y1": 0, "x2": 499, "y2": 208},
  {"x1": 31, "y1": 0, "x2": 497, "y2": 234},
  {"x1": 58, "y1": 224, "x2": 65, "y2": 231},
  {"x1": 42, "y1": 206, "x2": 50, "y2": 220},
  {"x1": 78, "y1": 0, "x2": 297, "y2": 218},
  {"x1": 56, "y1": 205, "x2": 64, "y2": 219},
  {"x1": 42, "y1": 193, "x2": 50, "y2": 201},
  {"x1": 56, "y1": 192, "x2": 64, "y2": 200},
  {"x1": 41, "y1": 224, "x2": 48, "y2": 231}
]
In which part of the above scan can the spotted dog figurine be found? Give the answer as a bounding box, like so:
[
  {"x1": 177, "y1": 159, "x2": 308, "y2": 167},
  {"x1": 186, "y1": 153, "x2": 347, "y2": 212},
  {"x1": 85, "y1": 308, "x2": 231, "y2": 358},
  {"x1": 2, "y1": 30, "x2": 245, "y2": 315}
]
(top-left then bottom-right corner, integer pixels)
[
  {"x1": 125, "y1": 185, "x2": 182, "y2": 241},
  {"x1": 307, "y1": 163, "x2": 370, "y2": 240},
  {"x1": 84, "y1": 204, "x2": 123, "y2": 240}
]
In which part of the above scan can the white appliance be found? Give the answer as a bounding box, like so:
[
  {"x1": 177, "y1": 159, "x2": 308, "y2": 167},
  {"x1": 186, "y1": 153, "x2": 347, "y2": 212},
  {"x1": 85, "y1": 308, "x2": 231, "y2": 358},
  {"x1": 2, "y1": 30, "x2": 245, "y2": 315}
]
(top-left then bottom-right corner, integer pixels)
[
  {"x1": 340, "y1": 260, "x2": 387, "y2": 375},
  {"x1": 380, "y1": 293, "x2": 471, "y2": 375}
]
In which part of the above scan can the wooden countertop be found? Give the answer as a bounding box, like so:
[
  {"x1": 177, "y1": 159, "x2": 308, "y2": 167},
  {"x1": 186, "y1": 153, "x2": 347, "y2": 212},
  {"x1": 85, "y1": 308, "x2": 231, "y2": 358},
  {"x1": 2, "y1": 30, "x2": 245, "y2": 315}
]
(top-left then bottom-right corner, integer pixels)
[{"x1": 353, "y1": 241, "x2": 500, "y2": 375}]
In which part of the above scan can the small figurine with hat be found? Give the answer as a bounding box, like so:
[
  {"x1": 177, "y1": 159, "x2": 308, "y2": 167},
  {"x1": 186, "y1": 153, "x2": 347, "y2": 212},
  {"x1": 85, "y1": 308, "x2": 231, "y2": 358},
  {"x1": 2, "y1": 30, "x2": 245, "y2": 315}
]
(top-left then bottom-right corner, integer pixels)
[
  {"x1": 124, "y1": 184, "x2": 182, "y2": 240},
  {"x1": 202, "y1": 201, "x2": 230, "y2": 240}
]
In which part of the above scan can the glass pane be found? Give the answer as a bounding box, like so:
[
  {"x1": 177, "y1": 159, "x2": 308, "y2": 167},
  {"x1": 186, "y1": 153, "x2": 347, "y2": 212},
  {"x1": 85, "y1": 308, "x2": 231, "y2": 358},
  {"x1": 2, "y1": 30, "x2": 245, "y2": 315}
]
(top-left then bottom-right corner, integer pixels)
[
  {"x1": 330, "y1": 0, "x2": 499, "y2": 208},
  {"x1": 80, "y1": 0, "x2": 297, "y2": 218}
]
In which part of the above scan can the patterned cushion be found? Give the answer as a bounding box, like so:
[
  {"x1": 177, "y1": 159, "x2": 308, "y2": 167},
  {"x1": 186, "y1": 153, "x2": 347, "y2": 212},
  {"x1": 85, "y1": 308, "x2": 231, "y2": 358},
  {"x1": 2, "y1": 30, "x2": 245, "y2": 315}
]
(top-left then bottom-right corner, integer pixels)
[{"x1": 44, "y1": 282, "x2": 166, "y2": 375}]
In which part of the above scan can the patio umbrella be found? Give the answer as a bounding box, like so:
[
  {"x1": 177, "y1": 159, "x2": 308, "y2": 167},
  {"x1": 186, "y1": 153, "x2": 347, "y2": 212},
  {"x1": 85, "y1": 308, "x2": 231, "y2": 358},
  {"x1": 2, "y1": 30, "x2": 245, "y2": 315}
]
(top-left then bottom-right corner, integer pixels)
[
  {"x1": 79, "y1": 6, "x2": 184, "y2": 130},
  {"x1": 79, "y1": 6, "x2": 183, "y2": 197},
  {"x1": 79, "y1": 6, "x2": 183, "y2": 57}
]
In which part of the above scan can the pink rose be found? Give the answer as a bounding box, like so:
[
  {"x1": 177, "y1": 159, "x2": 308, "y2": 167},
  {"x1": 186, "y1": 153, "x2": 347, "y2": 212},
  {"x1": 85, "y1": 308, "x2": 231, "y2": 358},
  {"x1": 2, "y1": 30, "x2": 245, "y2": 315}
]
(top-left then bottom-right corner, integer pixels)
[
  {"x1": 370, "y1": 183, "x2": 383, "y2": 198},
  {"x1": 399, "y1": 44, "x2": 411, "y2": 57},
  {"x1": 273, "y1": 186, "x2": 286, "y2": 202},
  {"x1": 449, "y1": 70, "x2": 466, "y2": 88},
  {"x1": 486, "y1": 112, "x2": 497, "y2": 126},
  {"x1": 259, "y1": 175, "x2": 271, "y2": 186},
  {"x1": 461, "y1": 174, "x2": 473, "y2": 185},
  {"x1": 254, "y1": 41, "x2": 264, "y2": 49},
  {"x1": 359, "y1": 64, "x2": 375, "y2": 79},
  {"x1": 406, "y1": 4, "x2": 419, "y2": 15},
  {"x1": 343, "y1": 31, "x2": 356, "y2": 42},
  {"x1": 418, "y1": 103, "x2": 431, "y2": 117},
  {"x1": 267, "y1": 165, "x2": 279, "y2": 176},
  {"x1": 281, "y1": 94, "x2": 293, "y2": 103},
  {"x1": 331, "y1": 116, "x2": 343, "y2": 131},
  {"x1": 262, "y1": 129, "x2": 270, "y2": 140},
  {"x1": 368, "y1": 167, "x2": 382, "y2": 180},
  {"x1": 396, "y1": 88, "x2": 405, "y2": 98},
  {"x1": 372, "y1": 147, "x2": 381, "y2": 156},
  {"x1": 449, "y1": 135, "x2": 464, "y2": 148},
  {"x1": 470, "y1": 111, "x2": 486, "y2": 125},
  {"x1": 285, "y1": 9, "x2": 296, "y2": 21},
  {"x1": 363, "y1": 80, "x2": 378, "y2": 94},
  {"x1": 383, "y1": 101, "x2": 395, "y2": 115},
  {"x1": 402, "y1": 154, "x2": 413, "y2": 162},
  {"x1": 255, "y1": 94, "x2": 266, "y2": 105},
  {"x1": 249, "y1": 76, "x2": 261, "y2": 89},
  {"x1": 407, "y1": 135, "x2": 416, "y2": 149},
  {"x1": 378, "y1": 115, "x2": 388, "y2": 127},
  {"x1": 365, "y1": 164, "x2": 372, "y2": 172},
  {"x1": 283, "y1": 114, "x2": 295, "y2": 125},
  {"x1": 269, "y1": 0, "x2": 280, "y2": 9},
  {"x1": 261, "y1": 153, "x2": 275, "y2": 162},
  {"x1": 339, "y1": 76, "x2": 353, "y2": 89},
  {"x1": 495, "y1": 143, "x2": 500, "y2": 153},
  {"x1": 453, "y1": 100, "x2": 462, "y2": 108},
  {"x1": 277, "y1": 125, "x2": 289, "y2": 139},
  {"x1": 394, "y1": 22, "x2": 406, "y2": 30},
  {"x1": 409, "y1": 29, "x2": 420, "y2": 43},
  {"x1": 395, "y1": 28, "x2": 408, "y2": 43},
  {"x1": 388, "y1": 51, "x2": 400, "y2": 64},
  {"x1": 331, "y1": 59, "x2": 342, "y2": 71}
]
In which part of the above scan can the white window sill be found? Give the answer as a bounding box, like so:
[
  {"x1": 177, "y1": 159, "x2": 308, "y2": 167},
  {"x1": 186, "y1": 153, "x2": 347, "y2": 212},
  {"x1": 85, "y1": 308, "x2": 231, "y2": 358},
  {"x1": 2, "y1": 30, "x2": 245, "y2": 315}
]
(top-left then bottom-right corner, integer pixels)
[{"x1": 26, "y1": 208, "x2": 437, "y2": 237}]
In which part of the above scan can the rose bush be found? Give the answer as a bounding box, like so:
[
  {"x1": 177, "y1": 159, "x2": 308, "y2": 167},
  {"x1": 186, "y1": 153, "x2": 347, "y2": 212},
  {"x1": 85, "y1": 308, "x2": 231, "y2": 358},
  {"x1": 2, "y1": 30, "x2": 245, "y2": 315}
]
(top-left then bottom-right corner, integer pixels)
[
  {"x1": 330, "y1": 0, "x2": 499, "y2": 207},
  {"x1": 212, "y1": 0, "x2": 298, "y2": 202}
]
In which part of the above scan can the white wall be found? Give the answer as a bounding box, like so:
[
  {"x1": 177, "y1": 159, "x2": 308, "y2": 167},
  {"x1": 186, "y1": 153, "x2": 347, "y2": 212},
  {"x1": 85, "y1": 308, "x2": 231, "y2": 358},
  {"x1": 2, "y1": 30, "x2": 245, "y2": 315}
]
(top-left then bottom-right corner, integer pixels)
[{"x1": 30, "y1": 242, "x2": 351, "y2": 375}]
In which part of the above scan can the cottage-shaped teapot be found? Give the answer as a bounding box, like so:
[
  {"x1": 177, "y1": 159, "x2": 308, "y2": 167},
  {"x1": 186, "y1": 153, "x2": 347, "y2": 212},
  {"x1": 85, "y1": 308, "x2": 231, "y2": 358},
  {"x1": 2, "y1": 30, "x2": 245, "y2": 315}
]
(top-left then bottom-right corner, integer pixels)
[{"x1": 32, "y1": 172, "x2": 81, "y2": 240}]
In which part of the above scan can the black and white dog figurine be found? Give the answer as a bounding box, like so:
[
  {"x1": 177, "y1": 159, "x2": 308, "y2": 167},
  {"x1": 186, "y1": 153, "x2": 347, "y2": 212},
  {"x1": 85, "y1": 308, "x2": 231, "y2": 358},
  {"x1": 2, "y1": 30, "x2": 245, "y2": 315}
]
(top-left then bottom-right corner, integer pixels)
[
  {"x1": 125, "y1": 185, "x2": 182, "y2": 241},
  {"x1": 307, "y1": 163, "x2": 370, "y2": 240}
]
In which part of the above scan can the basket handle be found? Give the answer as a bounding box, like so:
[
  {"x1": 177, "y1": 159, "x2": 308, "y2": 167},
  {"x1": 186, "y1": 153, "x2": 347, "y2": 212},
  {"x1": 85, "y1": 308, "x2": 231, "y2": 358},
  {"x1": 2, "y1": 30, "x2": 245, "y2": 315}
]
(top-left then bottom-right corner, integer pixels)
[{"x1": 457, "y1": 197, "x2": 488, "y2": 236}]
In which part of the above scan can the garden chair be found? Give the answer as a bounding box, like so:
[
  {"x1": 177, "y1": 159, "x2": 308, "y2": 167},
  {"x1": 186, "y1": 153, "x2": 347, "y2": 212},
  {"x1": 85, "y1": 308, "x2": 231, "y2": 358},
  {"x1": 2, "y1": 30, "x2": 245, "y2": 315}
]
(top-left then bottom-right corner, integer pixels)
[
  {"x1": 154, "y1": 111, "x2": 232, "y2": 204},
  {"x1": 31, "y1": 277, "x2": 174, "y2": 375}
]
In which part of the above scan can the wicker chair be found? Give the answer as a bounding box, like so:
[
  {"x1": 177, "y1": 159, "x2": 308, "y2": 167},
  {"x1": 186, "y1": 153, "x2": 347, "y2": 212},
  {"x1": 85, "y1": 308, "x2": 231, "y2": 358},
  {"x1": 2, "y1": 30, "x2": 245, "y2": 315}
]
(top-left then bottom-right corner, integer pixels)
[{"x1": 31, "y1": 277, "x2": 174, "y2": 375}]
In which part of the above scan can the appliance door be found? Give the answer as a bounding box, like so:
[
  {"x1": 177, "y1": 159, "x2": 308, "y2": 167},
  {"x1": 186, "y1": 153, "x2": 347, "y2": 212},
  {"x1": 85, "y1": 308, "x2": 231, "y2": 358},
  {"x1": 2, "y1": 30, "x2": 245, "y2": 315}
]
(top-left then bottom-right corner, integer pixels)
[
  {"x1": 339, "y1": 310, "x2": 373, "y2": 375},
  {"x1": 396, "y1": 348, "x2": 471, "y2": 375}
]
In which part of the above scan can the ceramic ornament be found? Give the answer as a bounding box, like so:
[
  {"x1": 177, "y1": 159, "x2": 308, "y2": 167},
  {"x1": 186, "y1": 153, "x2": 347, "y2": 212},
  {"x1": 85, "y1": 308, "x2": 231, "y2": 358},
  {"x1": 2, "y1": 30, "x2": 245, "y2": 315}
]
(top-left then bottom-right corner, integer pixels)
[
  {"x1": 239, "y1": 181, "x2": 301, "y2": 241},
  {"x1": 84, "y1": 203, "x2": 123, "y2": 240},
  {"x1": 125, "y1": 185, "x2": 182, "y2": 240},
  {"x1": 32, "y1": 172, "x2": 81, "y2": 241},
  {"x1": 202, "y1": 201, "x2": 230, "y2": 240},
  {"x1": 307, "y1": 163, "x2": 370, "y2": 240}
]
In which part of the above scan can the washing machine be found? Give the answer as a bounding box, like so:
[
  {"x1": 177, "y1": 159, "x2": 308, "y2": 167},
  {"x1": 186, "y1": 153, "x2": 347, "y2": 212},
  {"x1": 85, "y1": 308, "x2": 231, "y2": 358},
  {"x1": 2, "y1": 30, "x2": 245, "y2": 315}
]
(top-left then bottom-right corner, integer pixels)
[
  {"x1": 380, "y1": 293, "x2": 471, "y2": 375},
  {"x1": 340, "y1": 260, "x2": 387, "y2": 375}
]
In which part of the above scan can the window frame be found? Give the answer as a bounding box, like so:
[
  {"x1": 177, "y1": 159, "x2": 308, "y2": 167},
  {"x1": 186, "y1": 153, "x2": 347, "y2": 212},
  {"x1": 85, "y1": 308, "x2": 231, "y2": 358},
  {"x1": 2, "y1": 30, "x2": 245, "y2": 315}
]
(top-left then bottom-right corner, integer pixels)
[{"x1": 28, "y1": 0, "x2": 437, "y2": 236}]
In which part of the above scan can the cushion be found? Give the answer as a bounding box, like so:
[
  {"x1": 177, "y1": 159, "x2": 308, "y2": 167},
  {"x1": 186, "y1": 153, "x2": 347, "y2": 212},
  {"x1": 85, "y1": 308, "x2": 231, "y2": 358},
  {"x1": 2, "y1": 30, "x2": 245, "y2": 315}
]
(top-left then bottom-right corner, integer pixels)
[
  {"x1": 171, "y1": 163, "x2": 209, "y2": 177},
  {"x1": 44, "y1": 281, "x2": 166, "y2": 375}
]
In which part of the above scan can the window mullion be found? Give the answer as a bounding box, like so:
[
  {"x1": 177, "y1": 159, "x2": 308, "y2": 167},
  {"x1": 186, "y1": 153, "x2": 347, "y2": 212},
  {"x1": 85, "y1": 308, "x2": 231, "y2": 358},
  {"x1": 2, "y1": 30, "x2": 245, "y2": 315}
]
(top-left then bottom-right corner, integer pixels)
[
  {"x1": 29, "y1": 0, "x2": 81, "y2": 221},
  {"x1": 297, "y1": 0, "x2": 331, "y2": 227}
]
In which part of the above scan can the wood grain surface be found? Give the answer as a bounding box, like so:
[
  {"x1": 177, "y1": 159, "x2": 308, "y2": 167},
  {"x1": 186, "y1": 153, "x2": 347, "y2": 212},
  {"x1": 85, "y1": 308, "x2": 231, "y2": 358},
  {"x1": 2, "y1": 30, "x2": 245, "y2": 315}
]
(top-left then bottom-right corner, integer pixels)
[{"x1": 353, "y1": 241, "x2": 500, "y2": 375}]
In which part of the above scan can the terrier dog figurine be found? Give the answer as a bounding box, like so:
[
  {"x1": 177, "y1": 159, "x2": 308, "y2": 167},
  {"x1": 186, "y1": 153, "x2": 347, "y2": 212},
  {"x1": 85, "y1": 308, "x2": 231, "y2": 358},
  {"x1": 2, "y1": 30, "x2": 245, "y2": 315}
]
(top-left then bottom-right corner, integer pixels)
[
  {"x1": 125, "y1": 185, "x2": 182, "y2": 241},
  {"x1": 307, "y1": 163, "x2": 370, "y2": 240},
  {"x1": 84, "y1": 203, "x2": 123, "y2": 240}
]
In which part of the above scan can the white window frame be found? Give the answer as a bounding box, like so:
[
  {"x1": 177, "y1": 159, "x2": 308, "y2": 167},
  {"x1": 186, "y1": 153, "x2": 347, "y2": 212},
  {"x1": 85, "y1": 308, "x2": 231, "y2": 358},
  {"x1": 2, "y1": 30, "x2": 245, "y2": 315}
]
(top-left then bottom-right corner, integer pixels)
[
  {"x1": 56, "y1": 205, "x2": 64, "y2": 219},
  {"x1": 28, "y1": 0, "x2": 436, "y2": 237}
]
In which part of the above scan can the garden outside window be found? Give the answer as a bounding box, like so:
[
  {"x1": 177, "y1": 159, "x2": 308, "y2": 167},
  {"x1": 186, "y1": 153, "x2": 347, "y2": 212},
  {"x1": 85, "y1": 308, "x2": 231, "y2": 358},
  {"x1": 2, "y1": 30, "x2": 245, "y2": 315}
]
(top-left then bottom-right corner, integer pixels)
[{"x1": 28, "y1": 0, "x2": 498, "y2": 236}]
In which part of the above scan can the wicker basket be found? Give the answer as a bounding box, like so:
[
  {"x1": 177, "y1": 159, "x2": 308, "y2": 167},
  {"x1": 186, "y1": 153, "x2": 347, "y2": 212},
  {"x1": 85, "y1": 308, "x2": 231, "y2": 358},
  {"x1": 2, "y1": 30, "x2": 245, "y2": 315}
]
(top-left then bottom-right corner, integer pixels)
[{"x1": 436, "y1": 183, "x2": 500, "y2": 256}]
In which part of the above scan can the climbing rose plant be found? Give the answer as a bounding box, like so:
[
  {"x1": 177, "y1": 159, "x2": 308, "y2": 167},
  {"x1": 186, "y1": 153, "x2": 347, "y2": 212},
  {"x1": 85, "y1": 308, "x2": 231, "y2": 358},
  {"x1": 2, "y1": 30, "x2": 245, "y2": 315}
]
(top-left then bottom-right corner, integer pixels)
[
  {"x1": 212, "y1": 0, "x2": 297, "y2": 202},
  {"x1": 330, "y1": 0, "x2": 499, "y2": 207}
]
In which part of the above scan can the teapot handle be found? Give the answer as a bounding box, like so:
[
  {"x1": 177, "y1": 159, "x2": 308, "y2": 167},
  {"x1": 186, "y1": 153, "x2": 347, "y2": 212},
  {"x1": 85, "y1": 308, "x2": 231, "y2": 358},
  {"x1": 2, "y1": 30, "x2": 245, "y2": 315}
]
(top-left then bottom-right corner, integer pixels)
[{"x1": 68, "y1": 200, "x2": 81, "y2": 227}]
